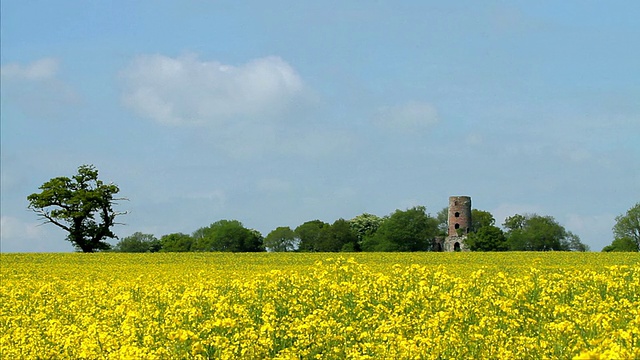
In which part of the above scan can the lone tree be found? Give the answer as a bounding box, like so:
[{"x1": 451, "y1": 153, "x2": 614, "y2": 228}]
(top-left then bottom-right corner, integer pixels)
[{"x1": 27, "y1": 165, "x2": 126, "y2": 252}]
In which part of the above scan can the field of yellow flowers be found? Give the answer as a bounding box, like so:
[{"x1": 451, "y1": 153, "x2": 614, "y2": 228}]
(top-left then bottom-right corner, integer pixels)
[{"x1": 1, "y1": 252, "x2": 639, "y2": 359}]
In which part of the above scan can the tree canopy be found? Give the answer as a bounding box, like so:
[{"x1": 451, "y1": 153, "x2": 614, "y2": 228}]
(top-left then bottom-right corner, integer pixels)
[
  {"x1": 362, "y1": 206, "x2": 438, "y2": 252},
  {"x1": 328, "y1": 218, "x2": 359, "y2": 252},
  {"x1": 602, "y1": 237, "x2": 639, "y2": 252},
  {"x1": 114, "y1": 232, "x2": 161, "y2": 253},
  {"x1": 295, "y1": 220, "x2": 331, "y2": 252},
  {"x1": 471, "y1": 209, "x2": 496, "y2": 232},
  {"x1": 192, "y1": 220, "x2": 264, "y2": 252},
  {"x1": 465, "y1": 225, "x2": 508, "y2": 251},
  {"x1": 159, "y1": 233, "x2": 194, "y2": 252},
  {"x1": 503, "y1": 214, "x2": 587, "y2": 251},
  {"x1": 137, "y1": 208, "x2": 591, "y2": 253},
  {"x1": 27, "y1": 164, "x2": 125, "y2": 252},
  {"x1": 264, "y1": 226, "x2": 297, "y2": 252},
  {"x1": 612, "y1": 203, "x2": 640, "y2": 250},
  {"x1": 350, "y1": 213, "x2": 385, "y2": 245},
  {"x1": 436, "y1": 207, "x2": 449, "y2": 236}
]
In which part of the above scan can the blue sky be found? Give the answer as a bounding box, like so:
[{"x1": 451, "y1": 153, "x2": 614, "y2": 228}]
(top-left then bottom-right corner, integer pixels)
[{"x1": 1, "y1": 1, "x2": 638, "y2": 252}]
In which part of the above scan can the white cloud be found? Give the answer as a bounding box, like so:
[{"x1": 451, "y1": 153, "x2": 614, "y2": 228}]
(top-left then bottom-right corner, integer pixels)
[
  {"x1": 119, "y1": 53, "x2": 357, "y2": 160},
  {"x1": 0, "y1": 216, "x2": 70, "y2": 253},
  {"x1": 374, "y1": 101, "x2": 439, "y2": 131},
  {"x1": 0, "y1": 57, "x2": 80, "y2": 117},
  {"x1": 0, "y1": 216, "x2": 44, "y2": 240},
  {"x1": 121, "y1": 54, "x2": 305, "y2": 126},
  {"x1": 0, "y1": 58, "x2": 59, "y2": 80}
]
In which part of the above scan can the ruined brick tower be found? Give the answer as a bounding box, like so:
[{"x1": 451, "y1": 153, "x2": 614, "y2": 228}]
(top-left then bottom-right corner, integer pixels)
[{"x1": 445, "y1": 196, "x2": 472, "y2": 251}]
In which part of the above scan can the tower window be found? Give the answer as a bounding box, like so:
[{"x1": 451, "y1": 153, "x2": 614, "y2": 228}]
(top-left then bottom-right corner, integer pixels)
[
  {"x1": 454, "y1": 223, "x2": 460, "y2": 229},
  {"x1": 454, "y1": 212, "x2": 460, "y2": 217}
]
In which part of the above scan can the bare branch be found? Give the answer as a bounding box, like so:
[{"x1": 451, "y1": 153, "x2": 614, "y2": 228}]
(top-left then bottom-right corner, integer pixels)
[{"x1": 35, "y1": 209, "x2": 71, "y2": 232}]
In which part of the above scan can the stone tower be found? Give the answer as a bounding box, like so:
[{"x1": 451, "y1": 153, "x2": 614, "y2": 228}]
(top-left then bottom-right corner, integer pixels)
[{"x1": 445, "y1": 196, "x2": 472, "y2": 251}]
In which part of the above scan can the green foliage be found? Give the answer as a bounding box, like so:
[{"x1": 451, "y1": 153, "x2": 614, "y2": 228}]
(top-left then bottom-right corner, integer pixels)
[
  {"x1": 327, "y1": 218, "x2": 359, "y2": 252},
  {"x1": 192, "y1": 220, "x2": 264, "y2": 252},
  {"x1": 506, "y1": 215, "x2": 562, "y2": 251},
  {"x1": 503, "y1": 214, "x2": 587, "y2": 251},
  {"x1": 471, "y1": 209, "x2": 495, "y2": 232},
  {"x1": 465, "y1": 225, "x2": 508, "y2": 251},
  {"x1": 295, "y1": 220, "x2": 331, "y2": 252},
  {"x1": 284, "y1": 219, "x2": 360, "y2": 252},
  {"x1": 503, "y1": 214, "x2": 526, "y2": 232},
  {"x1": 436, "y1": 207, "x2": 448, "y2": 236},
  {"x1": 340, "y1": 242, "x2": 358, "y2": 252},
  {"x1": 26, "y1": 165, "x2": 125, "y2": 252},
  {"x1": 114, "y1": 232, "x2": 160, "y2": 253},
  {"x1": 349, "y1": 213, "x2": 384, "y2": 245},
  {"x1": 362, "y1": 206, "x2": 438, "y2": 252},
  {"x1": 264, "y1": 226, "x2": 297, "y2": 252},
  {"x1": 160, "y1": 233, "x2": 193, "y2": 252},
  {"x1": 602, "y1": 237, "x2": 639, "y2": 252},
  {"x1": 561, "y1": 232, "x2": 590, "y2": 252},
  {"x1": 612, "y1": 203, "x2": 640, "y2": 251}
]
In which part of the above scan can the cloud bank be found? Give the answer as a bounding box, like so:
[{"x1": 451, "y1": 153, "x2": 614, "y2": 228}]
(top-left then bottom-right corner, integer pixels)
[
  {"x1": 0, "y1": 216, "x2": 67, "y2": 252},
  {"x1": 0, "y1": 57, "x2": 80, "y2": 117},
  {"x1": 121, "y1": 55, "x2": 305, "y2": 126},
  {"x1": 119, "y1": 53, "x2": 353, "y2": 159},
  {"x1": 0, "y1": 58, "x2": 59, "y2": 80}
]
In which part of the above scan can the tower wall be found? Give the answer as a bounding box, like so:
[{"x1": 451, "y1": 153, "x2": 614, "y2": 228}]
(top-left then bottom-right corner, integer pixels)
[{"x1": 448, "y1": 196, "x2": 472, "y2": 237}]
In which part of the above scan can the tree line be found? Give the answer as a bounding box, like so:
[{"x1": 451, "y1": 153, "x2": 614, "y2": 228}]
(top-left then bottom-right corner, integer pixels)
[
  {"x1": 111, "y1": 206, "x2": 595, "y2": 253},
  {"x1": 27, "y1": 165, "x2": 639, "y2": 253}
]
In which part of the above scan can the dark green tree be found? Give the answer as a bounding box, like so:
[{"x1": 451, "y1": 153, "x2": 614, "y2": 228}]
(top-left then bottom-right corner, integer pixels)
[
  {"x1": 349, "y1": 213, "x2": 384, "y2": 247},
  {"x1": 264, "y1": 226, "x2": 297, "y2": 252},
  {"x1": 465, "y1": 225, "x2": 508, "y2": 251},
  {"x1": 602, "y1": 237, "x2": 639, "y2": 252},
  {"x1": 114, "y1": 232, "x2": 160, "y2": 252},
  {"x1": 192, "y1": 220, "x2": 264, "y2": 252},
  {"x1": 362, "y1": 206, "x2": 438, "y2": 252},
  {"x1": 612, "y1": 203, "x2": 640, "y2": 250},
  {"x1": 503, "y1": 214, "x2": 526, "y2": 232},
  {"x1": 295, "y1": 220, "x2": 331, "y2": 252},
  {"x1": 471, "y1": 209, "x2": 495, "y2": 232},
  {"x1": 503, "y1": 214, "x2": 586, "y2": 251},
  {"x1": 27, "y1": 164, "x2": 126, "y2": 252},
  {"x1": 160, "y1": 233, "x2": 193, "y2": 252},
  {"x1": 246, "y1": 229, "x2": 264, "y2": 252},
  {"x1": 328, "y1": 218, "x2": 359, "y2": 252}
]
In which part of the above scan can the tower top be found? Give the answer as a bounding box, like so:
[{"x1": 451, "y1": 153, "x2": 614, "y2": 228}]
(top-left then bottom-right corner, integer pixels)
[{"x1": 448, "y1": 196, "x2": 472, "y2": 237}]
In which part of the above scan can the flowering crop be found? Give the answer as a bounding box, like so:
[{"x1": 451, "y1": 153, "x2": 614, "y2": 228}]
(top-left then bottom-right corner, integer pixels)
[{"x1": 1, "y1": 252, "x2": 638, "y2": 359}]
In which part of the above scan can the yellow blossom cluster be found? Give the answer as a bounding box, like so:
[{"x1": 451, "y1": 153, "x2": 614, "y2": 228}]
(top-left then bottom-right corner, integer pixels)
[{"x1": 1, "y1": 252, "x2": 638, "y2": 359}]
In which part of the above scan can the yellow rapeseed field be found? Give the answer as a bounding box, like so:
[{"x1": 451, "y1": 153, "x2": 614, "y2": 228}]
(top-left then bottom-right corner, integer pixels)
[{"x1": 1, "y1": 252, "x2": 639, "y2": 359}]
